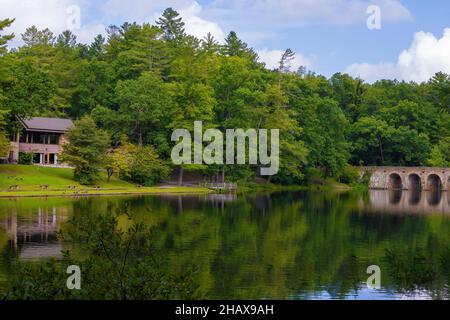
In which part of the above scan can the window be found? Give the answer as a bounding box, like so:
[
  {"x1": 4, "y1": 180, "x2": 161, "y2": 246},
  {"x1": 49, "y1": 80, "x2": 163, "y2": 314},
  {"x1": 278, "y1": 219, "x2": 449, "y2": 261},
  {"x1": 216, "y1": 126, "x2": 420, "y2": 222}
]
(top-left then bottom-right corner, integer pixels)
[
  {"x1": 48, "y1": 134, "x2": 59, "y2": 145},
  {"x1": 33, "y1": 153, "x2": 41, "y2": 164},
  {"x1": 32, "y1": 132, "x2": 45, "y2": 144}
]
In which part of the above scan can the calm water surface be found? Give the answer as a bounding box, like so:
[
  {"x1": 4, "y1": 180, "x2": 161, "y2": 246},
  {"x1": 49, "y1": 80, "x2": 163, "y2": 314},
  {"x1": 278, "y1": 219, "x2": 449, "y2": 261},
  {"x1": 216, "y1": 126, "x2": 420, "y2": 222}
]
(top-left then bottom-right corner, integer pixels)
[{"x1": 1, "y1": 190, "x2": 449, "y2": 300}]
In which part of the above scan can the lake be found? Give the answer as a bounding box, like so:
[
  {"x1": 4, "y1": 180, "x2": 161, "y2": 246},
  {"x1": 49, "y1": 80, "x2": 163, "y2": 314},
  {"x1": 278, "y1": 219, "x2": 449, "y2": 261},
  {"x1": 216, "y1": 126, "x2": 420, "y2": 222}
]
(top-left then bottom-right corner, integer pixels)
[{"x1": 1, "y1": 190, "x2": 449, "y2": 300}]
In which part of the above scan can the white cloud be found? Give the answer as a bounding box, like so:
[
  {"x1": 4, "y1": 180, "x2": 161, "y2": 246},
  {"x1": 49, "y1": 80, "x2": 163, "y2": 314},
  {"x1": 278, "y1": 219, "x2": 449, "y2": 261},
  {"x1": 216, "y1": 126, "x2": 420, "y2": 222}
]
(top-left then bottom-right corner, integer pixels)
[
  {"x1": 345, "y1": 28, "x2": 450, "y2": 83},
  {"x1": 203, "y1": 0, "x2": 412, "y2": 44},
  {"x1": 102, "y1": 0, "x2": 225, "y2": 42},
  {"x1": 0, "y1": 0, "x2": 105, "y2": 47},
  {"x1": 258, "y1": 48, "x2": 312, "y2": 71},
  {"x1": 0, "y1": 0, "x2": 224, "y2": 47},
  {"x1": 179, "y1": 2, "x2": 225, "y2": 42}
]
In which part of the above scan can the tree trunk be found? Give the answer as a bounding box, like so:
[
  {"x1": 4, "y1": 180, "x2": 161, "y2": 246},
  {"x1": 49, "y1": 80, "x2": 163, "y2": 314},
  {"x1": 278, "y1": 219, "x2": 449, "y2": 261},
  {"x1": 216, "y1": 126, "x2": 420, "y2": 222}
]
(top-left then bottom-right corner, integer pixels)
[
  {"x1": 178, "y1": 166, "x2": 184, "y2": 186},
  {"x1": 138, "y1": 125, "x2": 143, "y2": 147},
  {"x1": 221, "y1": 166, "x2": 225, "y2": 183},
  {"x1": 107, "y1": 169, "x2": 113, "y2": 182},
  {"x1": 378, "y1": 136, "x2": 384, "y2": 164}
]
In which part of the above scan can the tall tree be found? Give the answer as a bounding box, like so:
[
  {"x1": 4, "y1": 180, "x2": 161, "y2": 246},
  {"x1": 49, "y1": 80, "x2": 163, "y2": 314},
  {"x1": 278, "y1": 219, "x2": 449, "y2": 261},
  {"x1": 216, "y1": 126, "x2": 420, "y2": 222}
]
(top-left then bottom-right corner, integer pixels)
[
  {"x1": 157, "y1": 8, "x2": 186, "y2": 43},
  {"x1": 222, "y1": 31, "x2": 258, "y2": 62},
  {"x1": 88, "y1": 34, "x2": 106, "y2": 57},
  {"x1": 0, "y1": 18, "x2": 15, "y2": 107},
  {"x1": 428, "y1": 72, "x2": 450, "y2": 113},
  {"x1": 56, "y1": 30, "x2": 77, "y2": 48},
  {"x1": 201, "y1": 32, "x2": 220, "y2": 54},
  {"x1": 0, "y1": 110, "x2": 9, "y2": 158},
  {"x1": 115, "y1": 72, "x2": 173, "y2": 149},
  {"x1": 278, "y1": 48, "x2": 296, "y2": 73},
  {"x1": 60, "y1": 116, "x2": 110, "y2": 185},
  {"x1": 22, "y1": 26, "x2": 55, "y2": 46},
  {"x1": 0, "y1": 18, "x2": 14, "y2": 55}
]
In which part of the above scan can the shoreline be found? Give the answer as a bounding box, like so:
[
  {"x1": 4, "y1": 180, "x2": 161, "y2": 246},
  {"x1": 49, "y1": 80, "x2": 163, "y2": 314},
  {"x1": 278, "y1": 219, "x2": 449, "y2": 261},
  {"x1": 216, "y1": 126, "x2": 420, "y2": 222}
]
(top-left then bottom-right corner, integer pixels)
[
  {"x1": 0, "y1": 183, "x2": 362, "y2": 199},
  {"x1": 0, "y1": 186, "x2": 212, "y2": 199}
]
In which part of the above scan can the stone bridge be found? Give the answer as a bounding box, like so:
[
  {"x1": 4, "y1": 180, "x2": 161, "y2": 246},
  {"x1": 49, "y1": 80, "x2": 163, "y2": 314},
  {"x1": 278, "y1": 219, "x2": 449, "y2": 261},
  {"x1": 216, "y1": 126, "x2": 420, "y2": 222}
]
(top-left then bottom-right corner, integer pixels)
[{"x1": 362, "y1": 167, "x2": 450, "y2": 191}]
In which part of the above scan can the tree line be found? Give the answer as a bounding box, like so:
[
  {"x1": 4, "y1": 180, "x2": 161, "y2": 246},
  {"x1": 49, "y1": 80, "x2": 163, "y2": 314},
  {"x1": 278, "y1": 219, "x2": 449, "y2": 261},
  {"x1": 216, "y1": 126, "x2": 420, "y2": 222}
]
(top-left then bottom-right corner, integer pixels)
[{"x1": 0, "y1": 8, "x2": 449, "y2": 185}]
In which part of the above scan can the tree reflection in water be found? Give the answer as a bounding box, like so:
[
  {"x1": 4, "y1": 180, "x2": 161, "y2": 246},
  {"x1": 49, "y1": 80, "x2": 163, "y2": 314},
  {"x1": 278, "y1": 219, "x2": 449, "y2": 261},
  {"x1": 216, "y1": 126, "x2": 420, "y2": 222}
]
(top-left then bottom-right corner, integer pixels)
[{"x1": 0, "y1": 190, "x2": 449, "y2": 299}]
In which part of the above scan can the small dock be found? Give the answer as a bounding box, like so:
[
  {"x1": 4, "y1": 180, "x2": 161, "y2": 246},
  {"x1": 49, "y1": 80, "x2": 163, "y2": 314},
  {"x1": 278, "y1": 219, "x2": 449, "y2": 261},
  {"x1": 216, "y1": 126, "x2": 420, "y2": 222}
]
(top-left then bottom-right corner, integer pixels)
[{"x1": 200, "y1": 182, "x2": 238, "y2": 192}]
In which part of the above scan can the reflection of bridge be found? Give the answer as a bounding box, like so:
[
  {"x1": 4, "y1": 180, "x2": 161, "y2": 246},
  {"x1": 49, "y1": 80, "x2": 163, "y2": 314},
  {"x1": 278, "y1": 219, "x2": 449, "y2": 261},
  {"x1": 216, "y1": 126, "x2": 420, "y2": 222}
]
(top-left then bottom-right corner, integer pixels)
[
  {"x1": 368, "y1": 190, "x2": 450, "y2": 215},
  {"x1": 364, "y1": 167, "x2": 450, "y2": 191}
]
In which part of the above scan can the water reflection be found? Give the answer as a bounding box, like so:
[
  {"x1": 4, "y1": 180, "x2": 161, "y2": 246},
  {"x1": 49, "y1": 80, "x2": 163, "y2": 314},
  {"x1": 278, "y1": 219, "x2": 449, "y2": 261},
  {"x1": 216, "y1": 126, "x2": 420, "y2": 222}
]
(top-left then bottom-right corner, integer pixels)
[
  {"x1": 0, "y1": 203, "x2": 69, "y2": 261},
  {"x1": 0, "y1": 191, "x2": 449, "y2": 299},
  {"x1": 368, "y1": 190, "x2": 450, "y2": 214}
]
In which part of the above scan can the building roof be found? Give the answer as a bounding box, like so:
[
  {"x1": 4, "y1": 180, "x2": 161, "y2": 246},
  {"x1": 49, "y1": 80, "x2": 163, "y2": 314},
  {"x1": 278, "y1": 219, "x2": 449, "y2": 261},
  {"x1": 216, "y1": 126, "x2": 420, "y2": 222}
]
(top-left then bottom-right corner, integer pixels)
[{"x1": 18, "y1": 116, "x2": 74, "y2": 133}]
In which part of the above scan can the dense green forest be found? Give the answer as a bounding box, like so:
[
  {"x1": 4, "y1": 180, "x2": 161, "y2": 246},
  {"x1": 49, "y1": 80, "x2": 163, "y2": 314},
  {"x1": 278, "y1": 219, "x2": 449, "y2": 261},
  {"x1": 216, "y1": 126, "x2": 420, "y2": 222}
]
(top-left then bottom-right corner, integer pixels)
[{"x1": 1, "y1": 8, "x2": 450, "y2": 185}]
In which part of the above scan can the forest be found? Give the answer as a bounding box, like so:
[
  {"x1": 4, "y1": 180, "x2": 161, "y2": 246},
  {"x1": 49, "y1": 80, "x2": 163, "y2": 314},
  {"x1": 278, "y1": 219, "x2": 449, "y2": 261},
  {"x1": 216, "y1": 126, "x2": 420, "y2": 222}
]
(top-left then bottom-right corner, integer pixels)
[{"x1": 0, "y1": 8, "x2": 450, "y2": 186}]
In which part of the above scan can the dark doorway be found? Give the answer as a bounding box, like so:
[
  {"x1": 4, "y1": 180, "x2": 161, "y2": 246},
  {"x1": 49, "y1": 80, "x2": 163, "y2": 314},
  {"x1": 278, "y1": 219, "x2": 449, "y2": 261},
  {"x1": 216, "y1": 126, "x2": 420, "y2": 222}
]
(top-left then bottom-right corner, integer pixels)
[
  {"x1": 33, "y1": 153, "x2": 41, "y2": 164},
  {"x1": 388, "y1": 173, "x2": 403, "y2": 190},
  {"x1": 427, "y1": 174, "x2": 442, "y2": 191},
  {"x1": 407, "y1": 174, "x2": 421, "y2": 191}
]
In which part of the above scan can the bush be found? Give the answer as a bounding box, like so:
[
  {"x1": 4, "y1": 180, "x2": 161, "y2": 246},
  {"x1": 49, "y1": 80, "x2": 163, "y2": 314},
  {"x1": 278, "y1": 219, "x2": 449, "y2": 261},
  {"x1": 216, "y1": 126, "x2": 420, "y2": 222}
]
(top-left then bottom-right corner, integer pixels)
[
  {"x1": 128, "y1": 146, "x2": 170, "y2": 186},
  {"x1": 339, "y1": 165, "x2": 360, "y2": 184},
  {"x1": 18, "y1": 152, "x2": 33, "y2": 165},
  {"x1": 303, "y1": 167, "x2": 325, "y2": 185}
]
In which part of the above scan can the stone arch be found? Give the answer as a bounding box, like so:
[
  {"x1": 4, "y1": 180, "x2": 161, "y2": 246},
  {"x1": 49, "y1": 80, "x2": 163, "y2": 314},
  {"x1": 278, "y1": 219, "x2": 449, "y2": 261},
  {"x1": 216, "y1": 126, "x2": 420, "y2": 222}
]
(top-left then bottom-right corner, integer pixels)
[
  {"x1": 408, "y1": 190, "x2": 421, "y2": 205},
  {"x1": 426, "y1": 174, "x2": 443, "y2": 191},
  {"x1": 407, "y1": 173, "x2": 421, "y2": 191},
  {"x1": 387, "y1": 173, "x2": 403, "y2": 190},
  {"x1": 427, "y1": 190, "x2": 442, "y2": 206}
]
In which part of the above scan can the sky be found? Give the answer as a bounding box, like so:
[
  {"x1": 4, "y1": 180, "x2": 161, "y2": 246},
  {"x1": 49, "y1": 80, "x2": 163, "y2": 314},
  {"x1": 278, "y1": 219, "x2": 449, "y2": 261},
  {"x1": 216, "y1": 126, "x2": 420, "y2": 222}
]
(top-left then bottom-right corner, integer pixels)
[{"x1": 1, "y1": 0, "x2": 450, "y2": 83}]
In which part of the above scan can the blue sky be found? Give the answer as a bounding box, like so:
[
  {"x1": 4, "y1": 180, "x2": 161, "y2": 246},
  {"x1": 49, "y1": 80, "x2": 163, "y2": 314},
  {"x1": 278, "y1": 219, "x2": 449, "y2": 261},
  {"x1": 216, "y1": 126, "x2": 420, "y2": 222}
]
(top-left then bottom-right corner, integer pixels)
[{"x1": 2, "y1": 0, "x2": 450, "y2": 82}]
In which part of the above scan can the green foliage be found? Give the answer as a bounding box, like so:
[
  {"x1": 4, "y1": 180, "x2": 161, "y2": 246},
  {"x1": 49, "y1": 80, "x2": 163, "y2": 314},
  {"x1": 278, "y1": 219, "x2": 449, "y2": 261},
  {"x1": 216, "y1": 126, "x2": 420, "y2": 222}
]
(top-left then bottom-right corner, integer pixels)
[
  {"x1": 428, "y1": 137, "x2": 450, "y2": 167},
  {"x1": 128, "y1": 145, "x2": 170, "y2": 186},
  {"x1": 0, "y1": 110, "x2": 9, "y2": 158},
  {"x1": 18, "y1": 152, "x2": 33, "y2": 165},
  {"x1": 157, "y1": 8, "x2": 186, "y2": 43},
  {"x1": 4, "y1": 209, "x2": 199, "y2": 299},
  {"x1": 60, "y1": 116, "x2": 110, "y2": 185},
  {"x1": 339, "y1": 165, "x2": 360, "y2": 184},
  {"x1": 384, "y1": 248, "x2": 440, "y2": 293},
  {"x1": 0, "y1": 18, "x2": 14, "y2": 55},
  {"x1": 115, "y1": 72, "x2": 173, "y2": 149},
  {"x1": 222, "y1": 31, "x2": 258, "y2": 63},
  {"x1": 1, "y1": 12, "x2": 449, "y2": 188}
]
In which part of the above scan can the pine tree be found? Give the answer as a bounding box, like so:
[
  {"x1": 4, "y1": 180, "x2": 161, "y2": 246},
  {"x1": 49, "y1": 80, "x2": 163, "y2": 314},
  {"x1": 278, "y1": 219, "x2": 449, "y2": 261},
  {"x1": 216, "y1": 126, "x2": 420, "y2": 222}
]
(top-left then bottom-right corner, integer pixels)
[
  {"x1": 22, "y1": 26, "x2": 55, "y2": 46},
  {"x1": 278, "y1": 48, "x2": 296, "y2": 73},
  {"x1": 0, "y1": 18, "x2": 14, "y2": 55},
  {"x1": 56, "y1": 30, "x2": 77, "y2": 48},
  {"x1": 88, "y1": 34, "x2": 106, "y2": 57},
  {"x1": 0, "y1": 18, "x2": 15, "y2": 111},
  {"x1": 222, "y1": 31, "x2": 257, "y2": 62},
  {"x1": 201, "y1": 32, "x2": 220, "y2": 53},
  {"x1": 156, "y1": 8, "x2": 186, "y2": 42}
]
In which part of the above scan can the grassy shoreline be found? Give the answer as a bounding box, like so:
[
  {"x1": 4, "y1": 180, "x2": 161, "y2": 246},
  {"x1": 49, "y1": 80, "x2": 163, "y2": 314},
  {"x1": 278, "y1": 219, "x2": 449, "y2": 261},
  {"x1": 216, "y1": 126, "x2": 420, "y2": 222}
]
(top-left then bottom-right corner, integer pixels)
[
  {"x1": 0, "y1": 165, "x2": 362, "y2": 198},
  {"x1": 0, "y1": 186, "x2": 212, "y2": 198},
  {"x1": 0, "y1": 165, "x2": 213, "y2": 198}
]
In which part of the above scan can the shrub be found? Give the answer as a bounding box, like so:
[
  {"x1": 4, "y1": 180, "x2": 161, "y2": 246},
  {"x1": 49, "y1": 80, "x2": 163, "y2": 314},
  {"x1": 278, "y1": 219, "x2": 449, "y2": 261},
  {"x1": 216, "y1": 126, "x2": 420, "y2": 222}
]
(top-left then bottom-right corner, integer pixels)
[
  {"x1": 18, "y1": 152, "x2": 33, "y2": 165},
  {"x1": 128, "y1": 146, "x2": 170, "y2": 186},
  {"x1": 339, "y1": 165, "x2": 360, "y2": 184}
]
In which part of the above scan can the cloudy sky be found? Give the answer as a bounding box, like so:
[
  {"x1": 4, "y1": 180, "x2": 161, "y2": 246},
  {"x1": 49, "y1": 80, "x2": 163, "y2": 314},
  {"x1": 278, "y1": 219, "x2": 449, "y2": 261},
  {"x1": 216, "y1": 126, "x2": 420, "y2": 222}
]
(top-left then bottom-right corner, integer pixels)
[{"x1": 1, "y1": 0, "x2": 450, "y2": 82}]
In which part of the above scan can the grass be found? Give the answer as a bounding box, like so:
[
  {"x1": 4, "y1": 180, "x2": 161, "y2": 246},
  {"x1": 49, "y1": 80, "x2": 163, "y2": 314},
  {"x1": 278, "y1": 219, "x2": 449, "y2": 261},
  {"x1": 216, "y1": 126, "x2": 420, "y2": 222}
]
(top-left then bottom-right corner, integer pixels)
[{"x1": 0, "y1": 165, "x2": 210, "y2": 198}]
